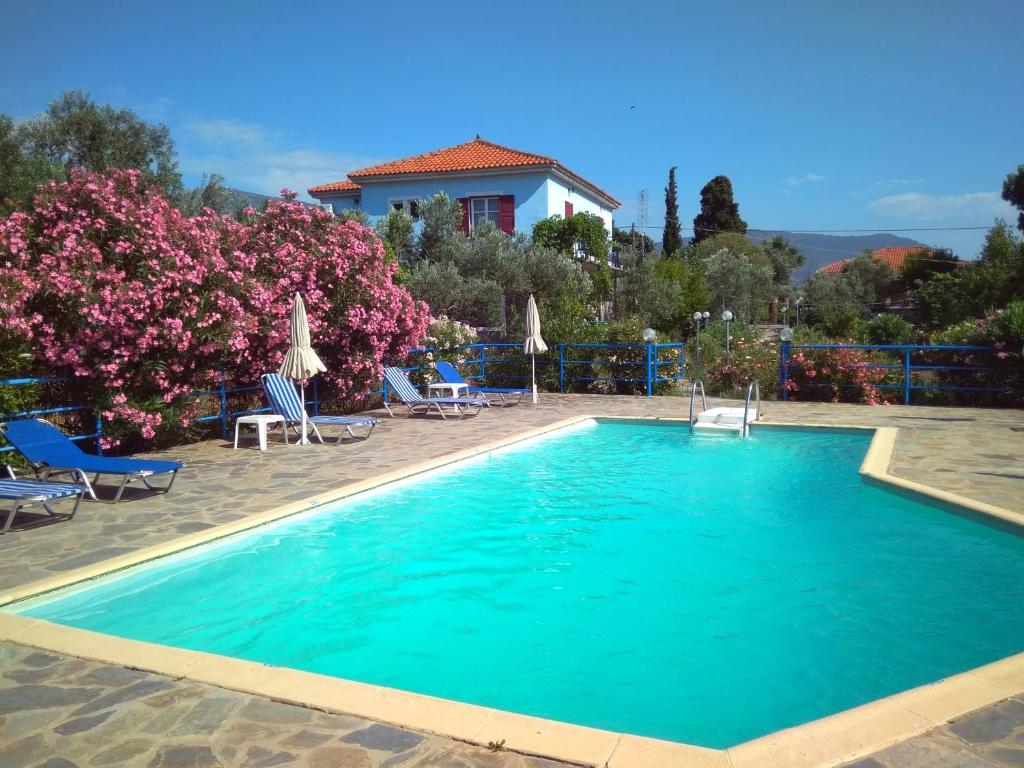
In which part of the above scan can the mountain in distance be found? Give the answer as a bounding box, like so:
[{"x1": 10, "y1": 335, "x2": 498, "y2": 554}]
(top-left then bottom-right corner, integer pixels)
[{"x1": 745, "y1": 230, "x2": 928, "y2": 282}]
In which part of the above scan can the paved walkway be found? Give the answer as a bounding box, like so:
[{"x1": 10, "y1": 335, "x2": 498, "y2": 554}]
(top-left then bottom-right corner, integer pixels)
[{"x1": 1, "y1": 394, "x2": 1023, "y2": 766}]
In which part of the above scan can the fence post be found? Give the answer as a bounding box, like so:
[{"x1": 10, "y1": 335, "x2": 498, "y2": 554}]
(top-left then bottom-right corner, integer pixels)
[
  {"x1": 679, "y1": 343, "x2": 685, "y2": 382},
  {"x1": 218, "y1": 372, "x2": 229, "y2": 439},
  {"x1": 903, "y1": 348, "x2": 912, "y2": 405},
  {"x1": 95, "y1": 414, "x2": 104, "y2": 456},
  {"x1": 652, "y1": 344, "x2": 660, "y2": 391},
  {"x1": 780, "y1": 342, "x2": 791, "y2": 401},
  {"x1": 558, "y1": 344, "x2": 565, "y2": 393},
  {"x1": 480, "y1": 345, "x2": 487, "y2": 384},
  {"x1": 312, "y1": 377, "x2": 320, "y2": 416},
  {"x1": 645, "y1": 343, "x2": 653, "y2": 398}
]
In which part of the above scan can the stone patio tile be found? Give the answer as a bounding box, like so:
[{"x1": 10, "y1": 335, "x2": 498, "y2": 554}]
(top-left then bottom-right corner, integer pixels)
[{"x1": 948, "y1": 698, "x2": 1024, "y2": 743}]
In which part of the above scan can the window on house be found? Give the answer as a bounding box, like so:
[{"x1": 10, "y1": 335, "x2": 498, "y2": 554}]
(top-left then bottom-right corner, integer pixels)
[
  {"x1": 471, "y1": 197, "x2": 500, "y2": 229},
  {"x1": 389, "y1": 199, "x2": 421, "y2": 220}
]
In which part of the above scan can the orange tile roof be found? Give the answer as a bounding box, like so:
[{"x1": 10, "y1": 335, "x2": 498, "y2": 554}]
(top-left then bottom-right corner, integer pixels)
[
  {"x1": 819, "y1": 246, "x2": 932, "y2": 274},
  {"x1": 307, "y1": 179, "x2": 361, "y2": 194},
  {"x1": 308, "y1": 137, "x2": 620, "y2": 207}
]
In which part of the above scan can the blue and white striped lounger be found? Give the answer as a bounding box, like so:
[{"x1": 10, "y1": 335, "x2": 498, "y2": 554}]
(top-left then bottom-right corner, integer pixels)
[
  {"x1": 261, "y1": 373, "x2": 380, "y2": 444},
  {"x1": 0, "y1": 470, "x2": 84, "y2": 534},
  {"x1": 382, "y1": 367, "x2": 487, "y2": 419}
]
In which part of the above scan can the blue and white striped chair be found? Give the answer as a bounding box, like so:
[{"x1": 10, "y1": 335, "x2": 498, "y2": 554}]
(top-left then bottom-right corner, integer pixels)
[
  {"x1": 261, "y1": 373, "x2": 379, "y2": 444},
  {"x1": 0, "y1": 466, "x2": 84, "y2": 534},
  {"x1": 382, "y1": 367, "x2": 487, "y2": 419}
]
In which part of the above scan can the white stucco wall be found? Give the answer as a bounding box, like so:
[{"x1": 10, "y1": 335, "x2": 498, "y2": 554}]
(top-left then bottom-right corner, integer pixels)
[{"x1": 544, "y1": 177, "x2": 615, "y2": 235}]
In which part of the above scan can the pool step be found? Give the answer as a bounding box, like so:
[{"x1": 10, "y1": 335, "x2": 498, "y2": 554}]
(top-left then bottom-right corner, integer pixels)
[{"x1": 692, "y1": 407, "x2": 759, "y2": 433}]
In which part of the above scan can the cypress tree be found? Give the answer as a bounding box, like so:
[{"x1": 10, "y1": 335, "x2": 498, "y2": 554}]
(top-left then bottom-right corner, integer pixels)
[
  {"x1": 692, "y1": 175, "x2": 747, "y2": 245},
  {"x1": 662, "y1": 166, "x2": 683, "y2": 257}
]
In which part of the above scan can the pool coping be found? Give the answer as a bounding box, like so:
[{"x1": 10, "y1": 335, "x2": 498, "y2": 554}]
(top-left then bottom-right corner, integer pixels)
[{"x1": 1, "y1": 415, "x2": 1022, "y2": 768}]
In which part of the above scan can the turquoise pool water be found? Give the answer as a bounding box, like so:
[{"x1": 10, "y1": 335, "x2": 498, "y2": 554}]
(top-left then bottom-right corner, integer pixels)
[{"x1": 15, "y1": 420, "x2": 1024, "y2": 747}]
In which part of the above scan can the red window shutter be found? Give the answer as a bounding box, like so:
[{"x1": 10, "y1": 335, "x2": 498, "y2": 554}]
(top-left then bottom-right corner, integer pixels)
[
  {"x1": 564, "y1": 201, "x2": 574, "y2": 218},
  {"x1": 458, "y1": 198, "x2": 470, "y2": 235},
  {"x1": 499, "y1": 195, "x2": 515, "y2": 234}
]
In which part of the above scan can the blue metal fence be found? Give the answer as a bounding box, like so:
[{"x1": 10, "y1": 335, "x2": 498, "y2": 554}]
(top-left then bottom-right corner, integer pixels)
[
  {"x1": 779, "y1": 342, "x2": 1007, "y2": 405},
  {"x1": 376, "y1": 342, "x2": 685, "y2": 402},
  {"x1": 0, "y1": 375, "x2": 322, "y2": 454},
  {"x1": 1, "y1": 341, "x2": 1013, "y2": 456}
]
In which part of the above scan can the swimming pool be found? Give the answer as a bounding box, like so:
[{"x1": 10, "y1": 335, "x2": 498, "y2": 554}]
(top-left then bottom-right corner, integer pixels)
[{"x1": 13, "y1": 419, "x2": 1024, "y2": 748}]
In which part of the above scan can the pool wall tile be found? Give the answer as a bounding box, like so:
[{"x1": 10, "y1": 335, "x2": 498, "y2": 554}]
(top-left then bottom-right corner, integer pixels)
[
  {"x1": 472, "y1": 709, "x2": 623, "y2": 765},
  {"x1": 792, "y1": 696, "x2": 932, "y2": 761},
  {"x1": 727, "y1": 727, "x2": 834, "y2": 768},
  {"x1": 608, "y1": 734, "x2": 730, "y2": 767}
]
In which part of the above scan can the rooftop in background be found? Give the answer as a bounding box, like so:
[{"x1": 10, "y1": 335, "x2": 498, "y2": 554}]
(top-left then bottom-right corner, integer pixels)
[
  {"x1": 818, "y1": 246, "x2": 933, "y2": 274},
  {"x1": 309, "y1": 137, "x2": 620, "y2": 208}
]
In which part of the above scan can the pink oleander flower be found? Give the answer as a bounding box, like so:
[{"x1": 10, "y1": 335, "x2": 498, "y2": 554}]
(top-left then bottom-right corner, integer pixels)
[{"x1": 0, "y1": 168, "x2": 430, "y2": 449}]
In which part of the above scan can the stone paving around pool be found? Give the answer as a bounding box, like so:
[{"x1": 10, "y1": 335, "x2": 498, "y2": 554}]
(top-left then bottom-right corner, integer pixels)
[
  {"x1": 0, "y1": 641, "x2": 565, "y2": 768},
  {"x1": 1, "y1": 394, "x2": 1023, "y2": 766}
]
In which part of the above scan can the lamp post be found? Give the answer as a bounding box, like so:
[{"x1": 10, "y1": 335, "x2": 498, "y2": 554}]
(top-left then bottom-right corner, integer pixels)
[
  {"x1": 642, "y1": 327, "x2": 657, "y2": 397},
  {"x1": 722, "y1": 309, "x2": 734, "y2": 363},
  {"x1": 692, "y1": 311, "x2": 703, "y2": 355}
]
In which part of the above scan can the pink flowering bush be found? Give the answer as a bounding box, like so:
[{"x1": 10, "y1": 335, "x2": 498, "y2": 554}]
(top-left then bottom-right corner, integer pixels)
[
  {"x1": 701, "y1": 329, "x2": 779, "y2": 398},
  {"x1": 784, "y1": 346, "x2": 893, "y2": 405},
  {"x1": 0, "y1": 170, "x2": 429, "y2": 451},
  {"x1": 233, "y1": 191, "x2": 429, "y2": 399},
  {"x1": 928, "y1": 300, "x2": 1024, "y2": 405}
]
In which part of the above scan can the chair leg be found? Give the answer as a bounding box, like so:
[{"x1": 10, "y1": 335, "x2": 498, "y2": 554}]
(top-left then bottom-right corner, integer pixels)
[{"x1": 111, "y1": 474, "x2": 132, "y2": 504}]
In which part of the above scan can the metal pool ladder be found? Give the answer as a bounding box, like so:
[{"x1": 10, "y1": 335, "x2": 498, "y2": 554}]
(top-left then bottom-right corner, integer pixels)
[
  {"x1": 689, "y1": 380, "x2": 762, "y2": 436},
  {"x1": 688, "y1": 380, "x2": 708, "y2": 433}
]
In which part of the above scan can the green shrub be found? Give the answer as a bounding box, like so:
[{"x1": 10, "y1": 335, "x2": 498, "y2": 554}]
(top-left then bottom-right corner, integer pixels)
[{"x1": 860, "y1": 314, "x2": 915, "y2": 345}]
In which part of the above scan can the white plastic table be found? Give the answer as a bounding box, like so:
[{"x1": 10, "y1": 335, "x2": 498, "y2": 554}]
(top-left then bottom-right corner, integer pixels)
[
  {"x1": 427, "y1": 382, "x2": 468, "y2": 398},
  {"x1": 233, "y1": 414, "x2": 287, "y2": 451}
]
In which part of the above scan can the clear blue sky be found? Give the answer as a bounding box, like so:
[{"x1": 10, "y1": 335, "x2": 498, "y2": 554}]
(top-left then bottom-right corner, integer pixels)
[{"x1": 3, "y1": 0, "x2": 1021, "y2": 258}]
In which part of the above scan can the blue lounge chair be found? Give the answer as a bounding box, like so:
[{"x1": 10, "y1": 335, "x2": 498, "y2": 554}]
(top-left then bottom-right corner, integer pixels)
[
  {"x1": 0, "y1": 466, "x2": 84, "y2": 534},
  {"x1": 0, "y1": 419, "x2": 183, "y2": 503},
  {"x1": 382, "y1": 367, "x2": 487, "y2": 419},
  {"x1": 434, "y1": 361, "x2": 526, "y2": 406},
  {"x1": 260, "y1": 373, "x2": 379, "y2": 443}
]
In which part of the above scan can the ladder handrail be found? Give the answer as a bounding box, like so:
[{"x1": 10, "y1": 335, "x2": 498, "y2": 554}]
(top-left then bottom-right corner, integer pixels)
[
  {"x1": 742, "y1": 380, "x2": 761, "y2": 437},
  {"x1": 689, "y1": 380, "x2": 707, "y2": 433}
]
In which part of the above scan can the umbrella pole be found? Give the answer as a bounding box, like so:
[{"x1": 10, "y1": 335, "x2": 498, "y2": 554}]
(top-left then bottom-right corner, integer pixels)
[
  {"x1": 531, "y1": 354, "x2": 539, "y2": 405},
  {"x1": 300, "y1": 382, "x2": 309, "y2": 445}
]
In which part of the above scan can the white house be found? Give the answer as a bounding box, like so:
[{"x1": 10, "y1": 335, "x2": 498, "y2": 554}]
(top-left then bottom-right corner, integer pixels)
[{"x1": 308, "y1": 136, "x2": 620, "y2": 241}]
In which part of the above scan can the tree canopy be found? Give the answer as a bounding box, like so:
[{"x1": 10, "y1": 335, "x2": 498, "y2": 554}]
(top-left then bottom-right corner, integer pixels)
[
  {"x1": 692, "y1": 175, "x2": 747, "y2": 245},
  {"x1": 1002, "y1": 164, "x2": 1024, "y2": 232},
  {"x1": 662, "y1": 166, "x2": 683, "y2": 256}
]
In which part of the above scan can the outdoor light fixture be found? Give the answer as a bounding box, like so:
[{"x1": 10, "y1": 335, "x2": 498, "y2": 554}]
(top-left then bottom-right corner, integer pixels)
[
  {"x1": 780, "y1": 326, "x2": 794, "y2": 342},
  {"x1": 702, "y1": 311, "x2": 710, "y2": 321},
  {"x1": 692, "y1": 312, "x2": 706, "y2": 356},
  {"x1": 642, "y1": 327, "x2": 657, "y2": 343},
  {"x1": 722, "y1": 310, "x2": 734, "y2": 362}
]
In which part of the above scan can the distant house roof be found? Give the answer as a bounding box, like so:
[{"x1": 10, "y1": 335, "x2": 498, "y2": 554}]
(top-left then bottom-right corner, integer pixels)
[
  {"x1": 818, "y1": 246, "x2": 932, "y2": 274},
  {"x1": 309, "y1": 137, "x2": 620, "y2": 208},
  {"x1": 306, "y1": 180, "x2": 361, "y2": 195}
]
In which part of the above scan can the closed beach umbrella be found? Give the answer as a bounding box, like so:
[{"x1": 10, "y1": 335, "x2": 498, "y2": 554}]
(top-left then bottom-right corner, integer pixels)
[
  {"x1": 522, "y1": 294, "x2": 547, "y2": 405},
  {"x1": 278, "y1": 293, "x2": 326, "y2": 444}
]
